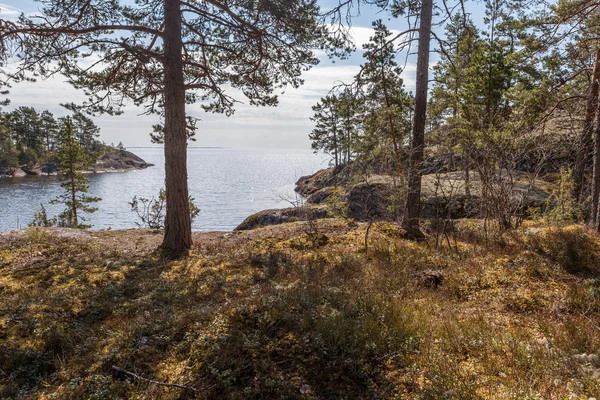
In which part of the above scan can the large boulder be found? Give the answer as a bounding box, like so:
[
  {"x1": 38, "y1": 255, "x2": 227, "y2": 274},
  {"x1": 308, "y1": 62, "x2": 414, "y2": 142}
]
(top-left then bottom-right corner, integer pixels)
[
  {"x1": 306, "y1": 187, "x2": 336, "y2": 205},
  {"x1": 345, "y1": 182, "x2": 393, "y2": 221},
  {"x1": 235, "y1": 207, "x2": 330, "y2": 231},
  {"x1": 11, "y1": 168, "x2": 26, "y2": 177},
  {"x1": 25, "y1": 164, "x2": 57, "y2": 176},
  {"x1": 41, "y1": 163, "x2": 58, "y2": 175},
  {"x1": 420, "y1": 195, "x2": 482, "y2": 219},
  {"x1": 295, "y1": 165, "x2": 348, "y2": 197}
]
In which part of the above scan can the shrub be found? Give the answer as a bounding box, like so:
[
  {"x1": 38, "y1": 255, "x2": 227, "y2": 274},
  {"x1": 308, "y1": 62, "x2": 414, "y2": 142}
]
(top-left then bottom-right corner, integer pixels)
[
  {"x1": 130, "y1": 188, "x2": 200, "y2": 229},
  {"x1": 545, "y1": 167, "x2": 581, "y2": 226},
  {"x1": 29, "y1": 204, "x2": 57, "y2": 227}
]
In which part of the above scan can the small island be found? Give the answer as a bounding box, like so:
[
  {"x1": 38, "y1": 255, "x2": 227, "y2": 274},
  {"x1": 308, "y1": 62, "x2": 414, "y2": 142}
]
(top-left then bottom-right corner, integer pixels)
[{"x1": 0, "y1": 106, "x2": 152, "y2": 177}]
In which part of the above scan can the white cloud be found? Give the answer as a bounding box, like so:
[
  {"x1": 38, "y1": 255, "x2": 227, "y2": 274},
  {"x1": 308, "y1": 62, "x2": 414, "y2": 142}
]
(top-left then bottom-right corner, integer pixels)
[
  {"x1": 327, "y1": 25, "x2": 407, "y2": 50},
  {"x1": 0, "y1": 3, "x2": 22, "y2": 20},
  {"x1": 2, "y1": 56, "x2": 416, "y2": 149}
]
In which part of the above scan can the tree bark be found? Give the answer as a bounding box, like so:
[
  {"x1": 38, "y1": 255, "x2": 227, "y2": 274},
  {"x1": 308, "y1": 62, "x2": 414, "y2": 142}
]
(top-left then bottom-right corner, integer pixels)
[
  {"x1": 332, "y1": 114, "x2": 338, "y2": 167},
  {"x1": 402, "y1": 0, "x2": 432, "y2": 239},
  {"x1": 593, "y1": 98, "x2": 600, "y2": 229},
  {"x1": 573, "y1": 48, "x2": 600, "y2": 202},
  {"x1": 160, "y1": 0, "x2": 192, "y2": 256},
  {"x1": 71, "y1": 174, "x2": 77, "y2": 227},
  {"x1": 464, "y1": 155, "x2": 471, "y2": 197}
]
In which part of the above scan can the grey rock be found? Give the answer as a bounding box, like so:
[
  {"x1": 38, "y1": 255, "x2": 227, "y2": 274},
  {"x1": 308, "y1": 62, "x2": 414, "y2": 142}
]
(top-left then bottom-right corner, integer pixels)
[
  {"x1": 11, "y1": 168, "x2": 26, "y2": 177},
  {"x1": 90, "y1": 149, "x2": 154, "y2": 172},
  {"x1": 411, "y1": 269, "x2": 444, "y2": 288},
  {"x1": 235, "y1": 206, "x2": 330, "y2": 231},
  {"x1": 306, "y1": 187, "x2": 335, "y2": 205}
]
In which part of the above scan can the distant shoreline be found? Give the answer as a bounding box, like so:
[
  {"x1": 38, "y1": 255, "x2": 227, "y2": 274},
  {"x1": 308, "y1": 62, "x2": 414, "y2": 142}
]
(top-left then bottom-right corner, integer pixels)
[
  {"x1": 0, "y1": 148, "x2": 153, "y2": 178},
  {"x1": 128, "y1": 146, "x2": 226, "y2": 149}
]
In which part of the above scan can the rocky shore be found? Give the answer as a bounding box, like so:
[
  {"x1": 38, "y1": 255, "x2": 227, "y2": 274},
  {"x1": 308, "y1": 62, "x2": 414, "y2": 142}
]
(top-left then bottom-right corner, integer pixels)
[
  {"x1": 1, "y1": 148, "x2": 153, "y2": 177},
  {"x1": 89, "y1": 149, "x2": 154, "y2": 173},
  {"x1": 235, "y1": 164, "x2": 556, "y2": 230}
]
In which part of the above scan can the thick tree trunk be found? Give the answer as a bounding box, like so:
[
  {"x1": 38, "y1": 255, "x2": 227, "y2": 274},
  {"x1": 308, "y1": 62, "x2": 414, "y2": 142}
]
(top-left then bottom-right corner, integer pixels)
[
  {"x1": 334, "y1": 135, "x2": 338, "y2": 167},
  {"x1": 464, "y1": 157, "x2": 471, "y2": 197},
  {"x1": 574, "y1": 48, "x2": 600, "y2": 202},
  {"x1": 402, "y1": 0, "x2": 432, "y2": 239},
  {"x1": 593, "y1": 99, "x2": 600, "y2": 228},
  {"x1": 332, "y1": 117, "x2": 338, "y2": 167},
  {"x1": 71, "y1": 174, "x2": 77, "y2": 227},
  {"x1": 160, "y1": 0, "x2": 192, "y2": 256}
]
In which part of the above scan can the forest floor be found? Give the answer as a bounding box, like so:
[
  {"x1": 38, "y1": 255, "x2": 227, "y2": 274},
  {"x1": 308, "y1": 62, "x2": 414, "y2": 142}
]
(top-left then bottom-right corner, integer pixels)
[{"x1": 1, "y1": 219, "x2": 600, "y2": 399}]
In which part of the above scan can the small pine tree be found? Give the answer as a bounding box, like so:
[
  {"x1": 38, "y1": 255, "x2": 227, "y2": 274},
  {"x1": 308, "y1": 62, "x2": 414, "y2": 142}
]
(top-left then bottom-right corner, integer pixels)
[
  {"x1": 50, "y1": 119, "x2": 101, "y2": 229},
  {"x1": 359, "y1": 20, "x2": 413, "y2": 168},
  {"x1": 116, "y1": 141, "x2": 127, "y2": 156}
]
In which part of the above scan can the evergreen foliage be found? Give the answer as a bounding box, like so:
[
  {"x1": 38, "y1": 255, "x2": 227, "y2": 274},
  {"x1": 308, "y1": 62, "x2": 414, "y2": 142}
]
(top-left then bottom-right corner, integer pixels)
[
  {"x1": 0, "y1": 121, "x2": 18, "y2": 172},
  {"x1": 0, "y1": 0, "x2": 329, "y2": 255},
  {"x1": 0, "y1": 106, "x2": 102, "y2": 174},
  {"x1": 359, "y1": 20, "x2": 412, "y2": 168},
  {"x1": 309, "y1": 21, "x2": 412, "y2": 169},
  {"x1": 49, "y1": 119, "x2": 101, "y2": 229},
  {"x1": 545, "y1": 167, "x2": 582, "y2": 226}
]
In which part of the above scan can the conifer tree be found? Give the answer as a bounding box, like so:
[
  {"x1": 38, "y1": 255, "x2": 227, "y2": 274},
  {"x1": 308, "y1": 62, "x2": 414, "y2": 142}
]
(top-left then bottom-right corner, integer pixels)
[
  {"x1": 428, "y1": 17, "x2": 479, "y2": 191},
  {"x1": 51, "y1": 119, "x2": 100, "y2": 229},
  {"x1": 0, "y1": 121, "x2": 18, "y2": 172},
  {"x1": 310, "y1": 94, "x2": 343, "y2": 167},
  {"x1": 336, "y1": 88, "x2": 362, "y2": 164},
  {"x1": 71, "y1": 112, "x2": 101, "y2": 152},
  {"x1": 0, "y1": 0, "x2": 326, "y2": 255},
  {"x1": 40, "y1": 110, "x2": 59, "y2": 152},
  {"x1": 359, "y1": 20, "x2": 412, "y2": 169},
  {"x1": 402, "y1": 0, "x2": 433, "y2": 239}
]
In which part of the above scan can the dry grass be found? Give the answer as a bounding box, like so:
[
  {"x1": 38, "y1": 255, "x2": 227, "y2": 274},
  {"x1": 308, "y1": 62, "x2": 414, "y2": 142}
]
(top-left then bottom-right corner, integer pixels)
[{"x1": 1, "y1": 220, "x2": 600, "y2": 399}]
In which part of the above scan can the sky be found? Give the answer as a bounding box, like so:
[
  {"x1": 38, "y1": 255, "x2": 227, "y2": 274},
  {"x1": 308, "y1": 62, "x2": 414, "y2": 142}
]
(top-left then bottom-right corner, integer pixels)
[{"x1": 0, "y1": 0, "x2": 481, "y2": 149}]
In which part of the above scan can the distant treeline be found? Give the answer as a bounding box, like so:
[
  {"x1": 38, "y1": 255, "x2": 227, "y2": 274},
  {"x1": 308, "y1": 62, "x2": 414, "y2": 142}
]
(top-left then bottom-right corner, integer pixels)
[{"x1": 0, "y1": 106, "x2": 107, "y2": 172}]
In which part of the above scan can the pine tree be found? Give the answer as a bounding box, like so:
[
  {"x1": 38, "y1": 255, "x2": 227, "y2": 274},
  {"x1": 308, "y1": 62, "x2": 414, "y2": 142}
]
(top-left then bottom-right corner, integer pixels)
[
  {"x1": 402, "y1": 0, "x2": 433, "y2": 239},
  {"x1": 0, "y1": 0, "x2": 326, "y2": 255},
  {"x1": 309, "y1": 94, "x2": 343, "y2": 167},
  {"x1": 40, "y1": 110, "x2": 59, "y2": 153},
  {"x1": 0, "y1": 121, "x2": 18, "y2": 172},
  {"x1": 336, "y1": 88, "x2": 362, "y2": 164},
  {"x1": 71, "y1": 111, "x2": 101, "y2": 152},
  {"x1": 429, "y1": 16, "x2": 478, "y2": 161},
  {"x1": 50, "y1": 119, "x2": 101, "y2": 229},
  {"x1": 359, "y1": 20, "x2": 413, "y2": 169}
]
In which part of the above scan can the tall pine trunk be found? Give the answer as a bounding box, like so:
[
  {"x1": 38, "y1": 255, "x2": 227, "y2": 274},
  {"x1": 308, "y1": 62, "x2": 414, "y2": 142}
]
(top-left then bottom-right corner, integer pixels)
[
  {"x1": 574, "y1": 48, "x2": 600, "y2": 203},
  {"x1": 332, "y1": 116, "x2": 338, "y2": 167},
  {"x1": 593, "y1": 99, "x2": 600, "y2": 229},
  {"x1": 160, "y1": 0, "x2": 192, "y2": 255},
  {"x1": 71, "y1": 174, "x2": 77, "y2": 227},
  {"x1": 402, "y1": 0, "x2": 432, "y2": 239}
]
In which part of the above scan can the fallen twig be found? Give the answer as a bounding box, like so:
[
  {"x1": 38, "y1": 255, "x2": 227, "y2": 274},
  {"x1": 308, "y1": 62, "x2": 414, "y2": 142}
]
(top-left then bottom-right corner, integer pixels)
[{"x1": 111, "y1": 366, "x2": 198, "y2": 392}]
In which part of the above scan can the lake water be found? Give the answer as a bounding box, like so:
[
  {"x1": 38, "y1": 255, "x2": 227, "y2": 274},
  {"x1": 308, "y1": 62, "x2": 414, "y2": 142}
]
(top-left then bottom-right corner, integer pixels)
[{"x1": 0, "y1": 147, "x2": 329, "y2": 232}]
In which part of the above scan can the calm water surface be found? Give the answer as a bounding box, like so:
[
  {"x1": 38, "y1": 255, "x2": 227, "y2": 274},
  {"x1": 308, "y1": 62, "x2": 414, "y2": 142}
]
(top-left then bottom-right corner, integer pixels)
[{"x1": 0, "y1": 148, "x2": 329, "y2": 231}]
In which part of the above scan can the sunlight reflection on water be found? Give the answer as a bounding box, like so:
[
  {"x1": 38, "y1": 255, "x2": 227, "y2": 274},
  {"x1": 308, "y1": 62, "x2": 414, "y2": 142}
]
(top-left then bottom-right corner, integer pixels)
[{"x1": 0, "y1": 147, "x2": 329, "y2": 231}]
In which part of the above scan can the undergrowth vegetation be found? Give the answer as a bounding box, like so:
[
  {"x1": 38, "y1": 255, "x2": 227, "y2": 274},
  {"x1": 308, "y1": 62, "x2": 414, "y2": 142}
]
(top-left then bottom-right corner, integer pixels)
[{"x1": 1, "y1": 221, "x2": 600, "y2": 399}]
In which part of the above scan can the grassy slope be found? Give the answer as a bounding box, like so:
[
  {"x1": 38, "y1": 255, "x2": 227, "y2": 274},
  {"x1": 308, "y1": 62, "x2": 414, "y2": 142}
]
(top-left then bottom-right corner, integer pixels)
[{"x1": 1, "y1": 220, "x2": 600, "y2": 399}]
